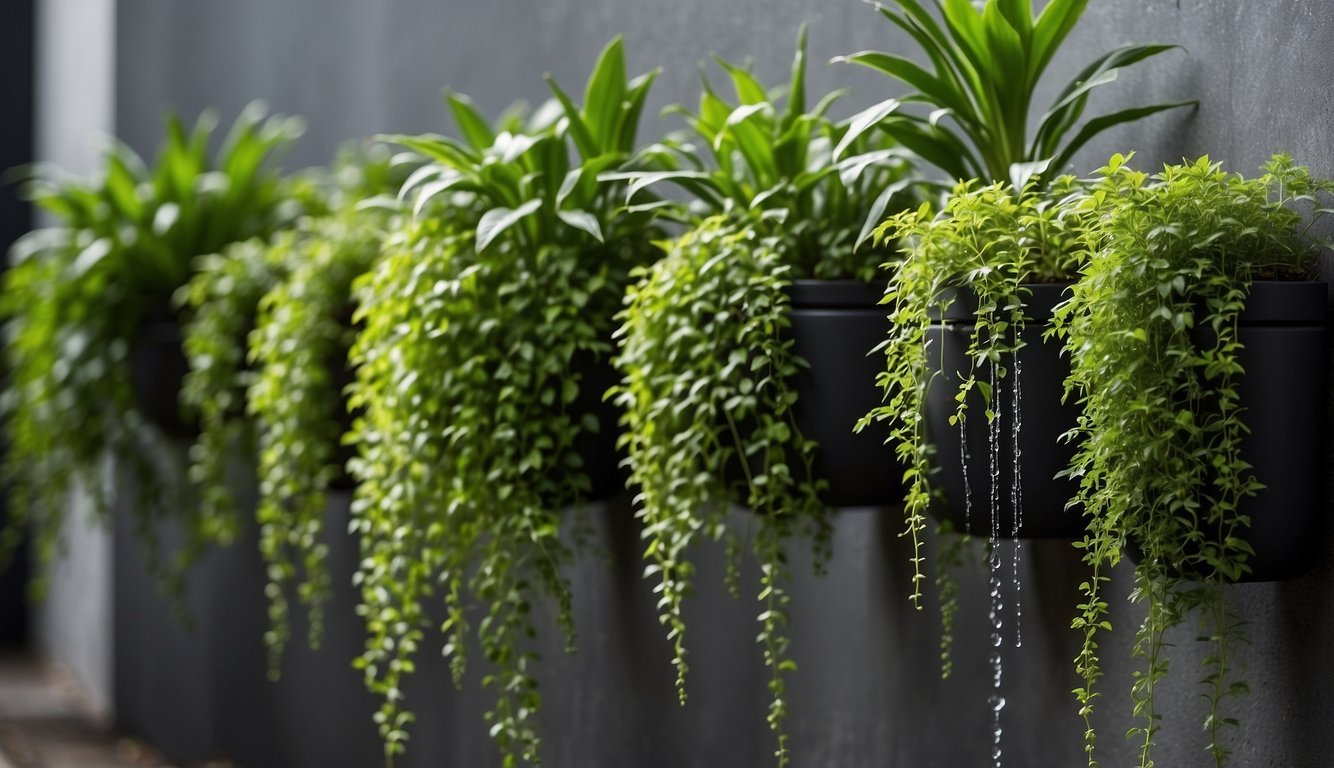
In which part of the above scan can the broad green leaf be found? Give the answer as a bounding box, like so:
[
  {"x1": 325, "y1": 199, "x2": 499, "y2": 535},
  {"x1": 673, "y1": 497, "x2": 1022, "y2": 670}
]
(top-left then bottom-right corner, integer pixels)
[
  {"x1": 832, "y1": 98, "x2": 900, "y2": 160},
  {"x1": 1028, "y1": 0, "x2": 1088, "y2": 86},
  {"x1": 544, "y1": 75, "x2": 599, "y2": 160},
  {"x1": 475, "y1": 198, "x2": 542, "y2": 251},
  {"x1": 556, "y1": 209, "x2": 604, "y2": 242},
  {"x1": 1048, "y1": 101, "x2": 1195, "y2": 175},
  {"x1": 583, "y1": 37, "x2": 628, "y2": 153}
]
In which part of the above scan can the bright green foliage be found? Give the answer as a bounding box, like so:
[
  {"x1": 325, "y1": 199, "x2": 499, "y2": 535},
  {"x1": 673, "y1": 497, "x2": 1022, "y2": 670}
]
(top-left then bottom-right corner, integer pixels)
[
  {"x1": 613, "y1": 216, "x2": 828, "y2": 768},
  {"x1": 180, "y1": 237, "x2": 288, "y2": 572},
  {"x1": 840, "y1": 0, "x2": 1191, "y2": 186},
  {"x1": 350, "y1": 38, "x2": 666, "y2": 766},
  {"x1": 859, "y1": 178, "x2": 1085, "y2": 609},
  {"x1": 1052, "y1": 154, "x2": 1332, "y2": 768},
  {"x1": 180, "y1": 145, "x2": 397, "y2": 663},
  {"x1": 611, "y1": 31, "x2": 911, "y2": 766},
  {"x1": 0, "y1": 106, "x2": 302, "y2": 596},
  {"x1": 247, "y1": 210, "x2": 384, "y2": 674}
]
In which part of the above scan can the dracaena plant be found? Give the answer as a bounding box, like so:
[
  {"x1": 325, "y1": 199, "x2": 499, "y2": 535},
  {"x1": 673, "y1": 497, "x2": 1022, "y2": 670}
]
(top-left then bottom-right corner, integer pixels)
[
  {"x1": 1052, "y1": 154, "x2": 1333, "y2": 768},
  {"x1": 349, "y1": 38, "x2": 666, "y2": 766},
  {"x1": 0, "y1": 105, "x2": 302, "y2": 599},
  {"x1": 179, "y1": 144, "x2": 397, "y2": 667},
  {"x1": 838, "y1": 0, "x2": 1192, "y2": 187},
  {"x1": 611, "y1": 29, "x2": 918, "y2": 767}
]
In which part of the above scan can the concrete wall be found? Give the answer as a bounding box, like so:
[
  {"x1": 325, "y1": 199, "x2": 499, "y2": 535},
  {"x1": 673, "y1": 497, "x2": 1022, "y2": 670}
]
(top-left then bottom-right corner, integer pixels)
[
  {"x1": 59, "y1": 0, "x2": 1334, "y2": 766},
  {"x1": 32, "y1": 0, "x2": 117, "y2": 719}
]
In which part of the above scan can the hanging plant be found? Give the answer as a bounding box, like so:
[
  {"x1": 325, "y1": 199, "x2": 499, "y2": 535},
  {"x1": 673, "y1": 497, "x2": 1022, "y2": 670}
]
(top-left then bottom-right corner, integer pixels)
[
  {"x1": 610, "y1": 28, "x2": 919, "y2": 766},
  {"x1": 1053, "y1": 153, "x2": 1332, "y2": 768},
  {"x1": 0, "y1": 105, "x2": 303, "y2": 600},
  {"x1": 179, "y1": 145, "x2": 397, "y2": 664},
  {"x1": 348, "y1": 38, "x2": 667, "y2": 765},
  {"x1": 248, "y1": 203, "x2": 389, "y2": 671}
]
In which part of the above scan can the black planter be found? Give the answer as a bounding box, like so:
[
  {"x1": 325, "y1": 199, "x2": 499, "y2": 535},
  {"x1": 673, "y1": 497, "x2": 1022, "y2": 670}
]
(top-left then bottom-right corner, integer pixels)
[
  {"x1": 788, "y1": 280, "x2": 903, "y2": 508},
  {"x1": 130, "y1": 318, "x2": 194, "y2": 438},
  {"x1": 1155, "y1": 280, "x2": 1328, "y2": 582},
  {"x1": 925, "y1": 283, "x2": 1085, "y2": 538},
  {"x1": 570, "y1": 349, "x2": 627, "y2": 502}
]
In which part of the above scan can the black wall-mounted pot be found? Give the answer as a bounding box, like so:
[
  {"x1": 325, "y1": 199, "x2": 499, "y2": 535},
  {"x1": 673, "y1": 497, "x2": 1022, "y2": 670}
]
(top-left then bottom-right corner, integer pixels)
[
  {"x1": 1222, "y1": 280, "x2": 1327, "y2": 580},
  {"x1": 787, "y1": 280, "x2": 903, "y2": 508},
  {"x1": 130, "y1": 318, "x2": 194, "y2": 439},
  {"x1": 1131, "y1": 280, "x2": 1329, "y2": 582},
  {"x1": 925, "y1": 283, "x2": 1086, "y2": 539}
]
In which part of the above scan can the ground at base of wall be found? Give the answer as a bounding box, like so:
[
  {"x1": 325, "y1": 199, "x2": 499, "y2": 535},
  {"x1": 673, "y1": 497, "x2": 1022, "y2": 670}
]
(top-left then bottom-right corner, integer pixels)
[{"x1": 0, "y1": 655, "x2": 231, "y2": 768}]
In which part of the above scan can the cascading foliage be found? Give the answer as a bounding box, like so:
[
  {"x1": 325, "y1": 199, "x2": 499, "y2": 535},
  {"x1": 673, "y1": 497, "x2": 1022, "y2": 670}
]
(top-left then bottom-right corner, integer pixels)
[
  {"x1": 1053, "y1": 154, "x2": 1333, "y2": 768},
  {"x1": 0, "y1": 105, "x2": 302, "y2": 600},
  {"x1": 181, "y1": 145, "x2": 397, "y2": 667},
  {"x1": 611, "y1": 28, "x2": 917, "y2": 767},
  {"x1": 348, "y1": 39, "x2": 666, "y2": 765}
]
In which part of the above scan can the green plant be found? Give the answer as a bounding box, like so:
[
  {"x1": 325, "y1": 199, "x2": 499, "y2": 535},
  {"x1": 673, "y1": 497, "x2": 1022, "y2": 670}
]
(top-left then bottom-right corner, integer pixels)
[
  {"x1": 1052, "y1": 153, "x2": 1332, "y2": 768},
  {"x1": 859, "y1": 178, "x2": 1085, "y2": 609},
  {"x1": 349, "y1": 39, "x2": 666, "y2": 766},
  {"x1": 0, "y1": 105, "x2": 302, "y2": 595},
  {"x1": 247, "y1": 207, "x2": 386, "y2": 672},
  {"x1": 180, "y1": 145, "x2": 396, "y2": 662},
  {"x1": 610, "y1": 31, "x2": 917, "y2": 767},
  {"x1": 838, "y1": 0, "x2": 1191, "y2": 186}
]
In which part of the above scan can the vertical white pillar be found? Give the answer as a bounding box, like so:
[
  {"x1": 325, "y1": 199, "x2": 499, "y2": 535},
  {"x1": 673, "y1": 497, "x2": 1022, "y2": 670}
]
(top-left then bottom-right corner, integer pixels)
[{"x1": 32, "y1": 0, "x2": 117, "y2": 720}]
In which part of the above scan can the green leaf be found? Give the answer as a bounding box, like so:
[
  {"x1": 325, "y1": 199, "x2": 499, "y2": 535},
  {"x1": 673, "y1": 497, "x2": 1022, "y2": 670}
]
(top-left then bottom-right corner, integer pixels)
[
  {"x1": 556, "y1": 209, "x2": 604, "y2": 242},
  {"x1": 475, "y1": 199, "x2": 542, "y2": 251},
  {"x1": 445, "y1": 91, "x2": 497, "y2": 152},
  {"x1": 582, "y1": 37, "x2": 628, "y2": 153},
  {"x1": 832, "y1": 98, "x2": 900, "y2": 160}
]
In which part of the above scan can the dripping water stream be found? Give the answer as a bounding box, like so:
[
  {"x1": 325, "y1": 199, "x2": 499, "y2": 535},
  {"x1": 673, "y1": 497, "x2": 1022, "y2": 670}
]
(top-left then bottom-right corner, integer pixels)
[
  {"x1": 1010, "y1": 356, "x2": 1023, "y2": 649},
  {"x1": 987, "y1": 361, "x2": 1005, "y2": 768}
]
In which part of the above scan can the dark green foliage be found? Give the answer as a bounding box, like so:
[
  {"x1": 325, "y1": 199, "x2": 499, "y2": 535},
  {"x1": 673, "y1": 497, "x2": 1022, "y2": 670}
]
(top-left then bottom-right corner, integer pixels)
[
  {"x1": 1053, "y1": 154, "x2": 1332, "y2": 768},
  {"x1": 0, "y1": 106, "x2": 302, "y2": 598}
]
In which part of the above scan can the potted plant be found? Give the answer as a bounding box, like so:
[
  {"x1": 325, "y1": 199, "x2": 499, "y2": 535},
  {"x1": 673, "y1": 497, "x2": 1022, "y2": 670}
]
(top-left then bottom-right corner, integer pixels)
[
  {"x1": 347, "y1": 39, "x2": 667, "y2": 765},
  {"x1": 1054, "y1": 153, "x2": 1331, "y2": 768},
  {"x1": 849, "y1": 0, "x2": 1192, "y2": 553},
  {"x1": 610, "y1": 29, "x2": 920, "y2": 766},
  {"x1": 179, "y1": 144, "x2": 399, "y2": 670},
  {"x1": 0, "y1": 105, "x2": 303, "y2": 602}
]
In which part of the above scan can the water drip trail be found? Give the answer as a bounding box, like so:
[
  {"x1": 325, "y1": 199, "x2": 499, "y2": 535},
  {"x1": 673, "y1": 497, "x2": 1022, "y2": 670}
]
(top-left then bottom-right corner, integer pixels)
[
  {"x1": 1010, "y1": 355, "x2": 1023, "y2": 649},
  {"x1": 987, "y1": 361, "x2": 1005, "y2": 768}
]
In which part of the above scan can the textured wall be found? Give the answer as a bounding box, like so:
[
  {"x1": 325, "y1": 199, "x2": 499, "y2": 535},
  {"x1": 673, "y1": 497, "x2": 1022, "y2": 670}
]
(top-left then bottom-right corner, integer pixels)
[
  {"x1": 98, "y1": 1, "x2": 1334, "y2": 767},
  {"x1": 32, "y1": 0, "x2": 117, "y2": 719}
]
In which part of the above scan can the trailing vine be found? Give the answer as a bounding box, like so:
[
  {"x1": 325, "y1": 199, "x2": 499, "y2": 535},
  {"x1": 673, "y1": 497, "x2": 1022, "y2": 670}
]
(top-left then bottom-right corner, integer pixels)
[
  {"x1": 348, "y1": 39, "x2": 665, "y2": 765},
  {"x1": 0, "y1": 106, "x2": 302, "y2": 601},
  {"x1": 860, "y1": 178, "x2": 1084, "y2": 606},
  {"x1": 180, "y1": 145, "x2": 396, "y2": 664},
  {"x1": 611, "y1": 30, "x2": 915, "y2": 766},
  {"x1": 1052, "y1": 153, "x2": 1333, "y2": 768},
  {"x1": 247, "y1": 209, "x2": 385, "y2": 672}
]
